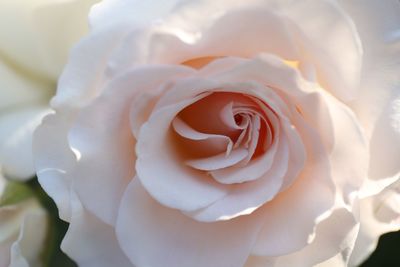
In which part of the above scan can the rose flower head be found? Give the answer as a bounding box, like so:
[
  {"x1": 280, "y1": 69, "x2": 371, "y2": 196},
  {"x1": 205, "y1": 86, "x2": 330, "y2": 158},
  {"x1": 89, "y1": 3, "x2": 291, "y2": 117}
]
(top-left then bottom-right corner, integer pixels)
[{"x1": 34, "y1": 0, "x2": 400, "y2": 266}]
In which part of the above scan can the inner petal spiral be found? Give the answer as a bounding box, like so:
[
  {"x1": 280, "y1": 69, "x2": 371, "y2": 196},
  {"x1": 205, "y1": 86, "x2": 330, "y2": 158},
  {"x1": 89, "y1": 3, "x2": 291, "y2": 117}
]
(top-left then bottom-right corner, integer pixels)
[{"x1": 172, "y1": 92, "x2": 277, "y2": 184}]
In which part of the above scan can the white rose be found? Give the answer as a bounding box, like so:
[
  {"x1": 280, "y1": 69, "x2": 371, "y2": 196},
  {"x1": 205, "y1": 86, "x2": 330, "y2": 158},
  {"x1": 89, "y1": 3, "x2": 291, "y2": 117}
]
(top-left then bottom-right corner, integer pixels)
[
  {"x1": 34, "y1": 0, "x2": 400, "y2": 267},
  {"x1": 0, "y1": 0, "x2": 98, "y2": 180},
  {"x1": 0, "y1": 173, "x2": 47, "y2": 267}
]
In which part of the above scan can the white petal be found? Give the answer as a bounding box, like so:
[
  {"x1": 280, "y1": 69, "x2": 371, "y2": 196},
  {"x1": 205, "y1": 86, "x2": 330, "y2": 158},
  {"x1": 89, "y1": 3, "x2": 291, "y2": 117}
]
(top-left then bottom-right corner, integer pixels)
[
  {"x1": 0, "y1": 105, "x2": 50, "y2": 180},
  {"x1": 350, "y1": 180, "x2": 400, "y2": 266},
  {"x1": 116, "y1": 179, "x2": 262, "y2": 267},
  {"x1": 90, "y1": 0, "x2": 180, "y2": 29},
  {"x1": 271, "y1": 208, "x2": 358, "y2": 267},
  {"x1": 338, "y1": 0, "x2": 400, "y2": 184},
  {"x1": 9, "y1": 206, "x2": 48, "y2": 267}
]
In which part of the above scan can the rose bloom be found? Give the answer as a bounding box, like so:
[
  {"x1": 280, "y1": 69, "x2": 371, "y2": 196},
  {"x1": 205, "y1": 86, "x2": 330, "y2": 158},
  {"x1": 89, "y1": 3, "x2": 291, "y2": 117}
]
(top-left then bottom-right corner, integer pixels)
[
  {"x1": 0, "y1": 0, "x2": 98, "y2": 180},
  {"x1": 0, "y1": 173, "x2": 47, "y2": 267},
  {"x1": 34, "y1": 0, "x2": 400, "y2": 267}
]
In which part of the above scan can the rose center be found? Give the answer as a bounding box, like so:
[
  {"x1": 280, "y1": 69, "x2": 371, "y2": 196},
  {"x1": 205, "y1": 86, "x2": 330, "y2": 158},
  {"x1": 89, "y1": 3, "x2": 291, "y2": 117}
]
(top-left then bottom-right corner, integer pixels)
[{"x1": 171, "y1": 92, "x2": 277, "y2": 184}]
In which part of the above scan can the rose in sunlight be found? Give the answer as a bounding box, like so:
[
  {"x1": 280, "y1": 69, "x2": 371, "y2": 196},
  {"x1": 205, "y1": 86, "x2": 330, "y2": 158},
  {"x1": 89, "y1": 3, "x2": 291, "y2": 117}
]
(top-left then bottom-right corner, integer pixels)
[
  {"x1": 0, "y1": 173, "x2": 47, "y2": 267},
  {"x1": 34, "y1": 0, "x2": 400, "y2": 266},
  {"x1": 0, "y1": 0, "x2": 98, "y2": 180}
]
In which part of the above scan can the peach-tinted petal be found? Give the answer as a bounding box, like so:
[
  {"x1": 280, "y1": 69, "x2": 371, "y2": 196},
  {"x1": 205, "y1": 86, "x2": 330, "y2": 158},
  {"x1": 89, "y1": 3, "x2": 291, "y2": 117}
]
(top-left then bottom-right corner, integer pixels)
[
  {"x1": 116, "y1": 178, "x2": 262, "y2": 267},
  {"x1": 136, "y1": 97, "x2": 229, "y2": 212},
  {"x1": 339, "y1": 0, "x2": 400, "y2": 187},
  {"x1": 186, "y1": 148, "x2": 248, "y2": 171},
  {"x1": 61, "y1": 193, "x2": 133, "y2": 267},
  {"x1": 172, "y1": 117, "x2": 233, "y2": 156},
  {"x1": 185, "y1": 136, "x2": 288, "y2": 222},
  {"x1": 252, "y1": 112, "x2": 335, "y2": 256}
]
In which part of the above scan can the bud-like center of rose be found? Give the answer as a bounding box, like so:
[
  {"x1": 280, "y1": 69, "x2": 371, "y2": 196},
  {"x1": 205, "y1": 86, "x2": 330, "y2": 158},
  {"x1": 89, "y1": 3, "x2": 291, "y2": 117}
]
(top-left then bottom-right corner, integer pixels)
[{"x1": 171, "y1": 92, "x2": 277, "y2": 184}]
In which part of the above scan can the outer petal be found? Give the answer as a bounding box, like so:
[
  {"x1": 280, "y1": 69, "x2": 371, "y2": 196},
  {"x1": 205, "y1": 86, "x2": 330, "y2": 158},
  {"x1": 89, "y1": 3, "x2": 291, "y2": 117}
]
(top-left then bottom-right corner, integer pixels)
[
  {"x1": 136, "y1": 94, "x2": 229, "y2": 212},
  {"x1": 0, "y1": 105, "x2": 50, "y2": 180},
  {"x1": 0, "y1": 0, "x2": 98, "y2": 79},
  {"x1": 0, "y1": 199, "x2": 47, "y2": 267},
  {"x1": 282, "y1": 0, "x2": 362, "y2": 101},
  {"x1": 339, "y1": 0, "x2": 400, "y2": 187},
  {"x1": 9, "y1": 206, "x2": 48, "y2": 267},
  {"x1": 100, "y1": 0, "x2": 361, "y2": 103},
  {"x1": 69, "y1": 65, "x2": 193, "y2": 225},
  {"x1": 90, "y1": 0, "x2": 180, "y2": 29},
  {"x1": 251, "y1": 112, "x2": 335, "y2": 256},
  {"x1": 34, "y1": 113, "x2": 77, "y2": 221},
  {"x1": 61, "y1": 192, "x2": 133, "y2": 267},
  {"x1": 51, "y1": 23, "x2": 129, "y2": 110},
  {"x1": 116, "y1": 178, "x2": 262, "y2": 267},
  {"x1": 256, "y1": 208, "x2": 358, "y2": 267},
  {"x1": 349, "y1": 180, "x2": 400, "y2": 266}
]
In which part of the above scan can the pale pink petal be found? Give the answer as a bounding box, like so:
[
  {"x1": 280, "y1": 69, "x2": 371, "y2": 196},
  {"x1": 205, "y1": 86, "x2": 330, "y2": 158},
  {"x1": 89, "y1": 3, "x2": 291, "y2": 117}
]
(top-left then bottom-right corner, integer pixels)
[
  {"x1": 186, "y1": 148, "x2": 248, "y2": 171},
  {"x1": 116, "y1": 179, "x2": 262, "y2": 267},
  {"x1": 62, "y1": 193, "x2": 133, "y2": 267},
  {"x1": 252, "y1": 113, "x2": 335, "y2": 256},
  {"x1": 51, "y1": 25, "x2": 130, "y2": 109},
  {"x1": 136, "y1": 98, "x2": 229, "y2": 211},
  {"x1": 107, "y1": 7, "x2": 299, "y2": 70},
  {"x1": 278, "y1": 116, "x2": 307, "y2": 190},
  {"x1": 323, "y1": 92, "x2": 369, "y2": 206},
  {"x1": 210, "y1": 131, "x2": 279, "y2": 184},
  {"x1": 69, "y1": 65, "x2": 192, "y2": 225},
  {"x1": 172, "y1": 117, "x2": 233, "y2": 155},
  {"x1": 270, "y1": 208, "x2": 358, "y2": 267},
  {"x1": 34, "y1": 113, "x2": 77, "y2": 221},
  {"x1": 338, "y1": 0, "x2": 400, "y2": 185},
  {"x1": 283, "y1": 0, "x2": 362, "y2": 101},
  {"x1": 185, "y1": 137, "x2": 288, "y2": 222}
]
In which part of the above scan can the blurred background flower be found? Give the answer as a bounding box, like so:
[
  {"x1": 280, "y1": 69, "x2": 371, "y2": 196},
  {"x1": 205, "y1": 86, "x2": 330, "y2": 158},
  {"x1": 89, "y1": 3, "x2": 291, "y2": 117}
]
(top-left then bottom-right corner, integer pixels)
[
  {"x1": 0, "y1": 1, "x2": 99, "y2": 266},
  {"x1": 0, "y1": 172, "x2": 47, "y2": 267},
  {"x1": 0, "y1": 0, "x2": 98, "y2": 180}
]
